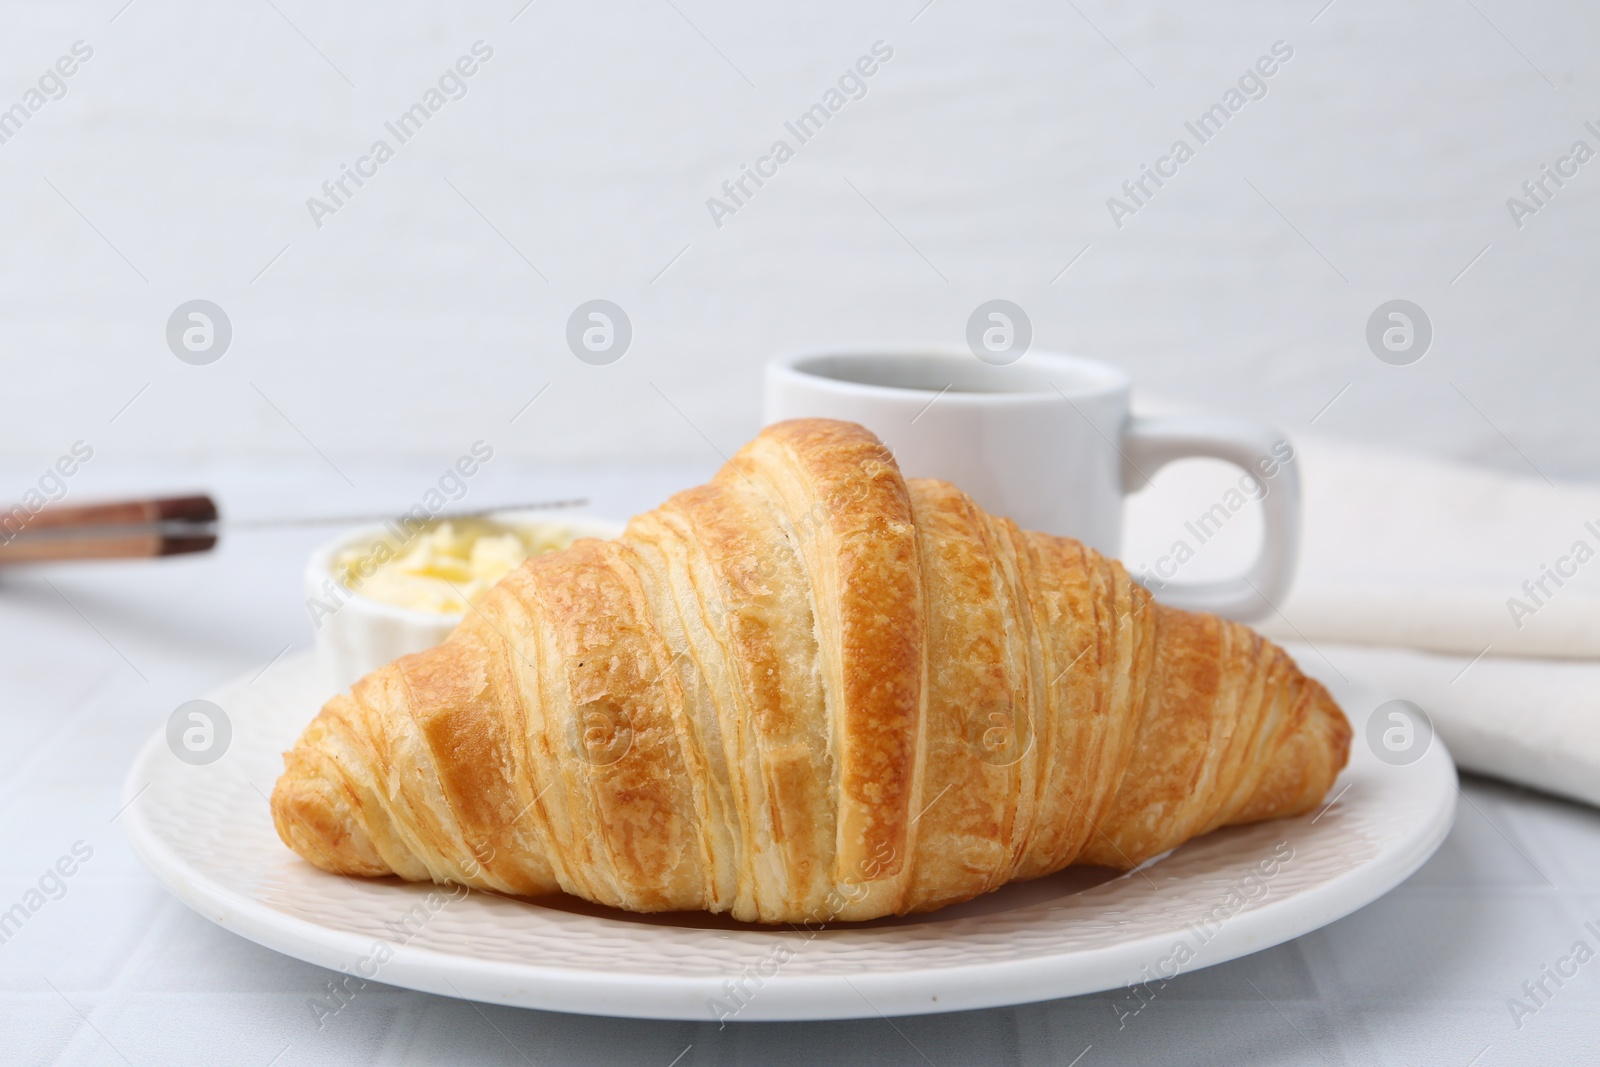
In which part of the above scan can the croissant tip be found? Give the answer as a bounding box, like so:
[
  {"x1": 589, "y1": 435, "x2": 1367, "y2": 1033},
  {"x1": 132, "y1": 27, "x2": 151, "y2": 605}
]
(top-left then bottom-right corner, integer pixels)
[{"x1": 271, "y1": 760, "x2": 392, "y2": 878}]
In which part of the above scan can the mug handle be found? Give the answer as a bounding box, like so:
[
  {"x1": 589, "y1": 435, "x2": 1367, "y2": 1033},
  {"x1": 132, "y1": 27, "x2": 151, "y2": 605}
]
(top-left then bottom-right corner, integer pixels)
[{"x1": 1120, "y1": 415, "x2": 1301, "y2": 622}]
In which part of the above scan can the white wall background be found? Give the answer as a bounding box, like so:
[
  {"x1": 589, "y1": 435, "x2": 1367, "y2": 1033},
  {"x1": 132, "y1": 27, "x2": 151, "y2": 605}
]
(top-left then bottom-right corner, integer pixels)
[{"x1": 2, "y1": 0, "x2": 1597, "y2": 485}]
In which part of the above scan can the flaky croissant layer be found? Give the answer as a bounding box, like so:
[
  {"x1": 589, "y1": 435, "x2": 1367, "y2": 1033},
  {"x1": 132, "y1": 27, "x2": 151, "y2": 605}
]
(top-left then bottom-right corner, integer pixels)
[{"x1": 272, "y1": 419, "x2": 1350, "y2": 923}]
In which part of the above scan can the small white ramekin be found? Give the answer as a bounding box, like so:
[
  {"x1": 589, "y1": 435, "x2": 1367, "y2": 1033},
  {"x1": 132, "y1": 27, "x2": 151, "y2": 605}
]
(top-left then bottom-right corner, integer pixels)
[{"x1": 304, "y1": 511, "x2": 628, "y2": 691}]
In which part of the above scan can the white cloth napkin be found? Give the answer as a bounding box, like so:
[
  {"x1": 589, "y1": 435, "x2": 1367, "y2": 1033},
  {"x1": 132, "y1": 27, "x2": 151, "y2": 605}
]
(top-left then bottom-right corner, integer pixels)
[{"x1": 1123, "y1": 431, "x2": 1600, "y2": 808}]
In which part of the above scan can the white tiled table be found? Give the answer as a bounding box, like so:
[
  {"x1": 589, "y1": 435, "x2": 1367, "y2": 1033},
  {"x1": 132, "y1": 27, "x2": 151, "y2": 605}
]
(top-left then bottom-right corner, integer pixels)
[{"x1": 3, "y1": 462, "x2": 1597, "y2": 1066}]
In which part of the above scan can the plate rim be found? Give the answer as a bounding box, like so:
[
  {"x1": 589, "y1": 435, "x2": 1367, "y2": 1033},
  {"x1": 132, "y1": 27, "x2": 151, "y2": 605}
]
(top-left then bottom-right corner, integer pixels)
[{"x1": 122, "y1": 653, "x2": 1458, "y2": 1021}]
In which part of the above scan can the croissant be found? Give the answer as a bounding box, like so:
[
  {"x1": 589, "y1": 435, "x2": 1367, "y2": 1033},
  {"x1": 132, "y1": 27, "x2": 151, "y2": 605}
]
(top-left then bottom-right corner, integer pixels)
[{"x1": 272, "y1": 419, "x2": 1351, "y2": 923}]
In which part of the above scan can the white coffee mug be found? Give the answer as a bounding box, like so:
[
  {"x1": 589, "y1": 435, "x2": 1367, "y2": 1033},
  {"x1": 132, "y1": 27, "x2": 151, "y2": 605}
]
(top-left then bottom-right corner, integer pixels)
[{"x1": 764, "y1": 348, "x2": 1299, "y2": 622}]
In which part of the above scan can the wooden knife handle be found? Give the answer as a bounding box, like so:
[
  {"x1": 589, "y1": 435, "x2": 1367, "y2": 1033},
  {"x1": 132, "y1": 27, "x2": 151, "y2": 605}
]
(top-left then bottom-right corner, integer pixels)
[
  {"x1": 10, "y1": 494, "x2": 217, "y2": 532},
  {"x1": 0, "y1": 494, "x2": 218, "y2": 564}
]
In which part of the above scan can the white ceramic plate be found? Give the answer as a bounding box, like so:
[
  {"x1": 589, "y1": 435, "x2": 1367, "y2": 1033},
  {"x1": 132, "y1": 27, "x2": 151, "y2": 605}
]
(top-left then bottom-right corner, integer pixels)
[{"x1": 122, "y1": 651, "x2": 1455, "y2": 1022}]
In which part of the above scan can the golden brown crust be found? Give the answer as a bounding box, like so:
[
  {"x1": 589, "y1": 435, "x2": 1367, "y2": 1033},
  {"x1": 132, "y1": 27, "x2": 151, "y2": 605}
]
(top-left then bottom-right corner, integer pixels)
[{"x1": 270, "y1": 418, "x2": 1352, "y2": 923}]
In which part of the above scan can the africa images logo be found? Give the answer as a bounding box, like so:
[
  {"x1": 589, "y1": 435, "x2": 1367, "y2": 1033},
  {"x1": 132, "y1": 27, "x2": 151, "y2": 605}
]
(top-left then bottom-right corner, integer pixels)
[
  {"x1": 1105, "y1": 40, "x2": 1294, "y2": 229},
  {"x1": 705, "y1": 41, "x2": 895, "y2": 228},
  {"x1": 305, "y1": 42, "x2": 495, "y2": 229},
  {"x1": 0, "y1": 41, "x2": 94, "y2": 148}
]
